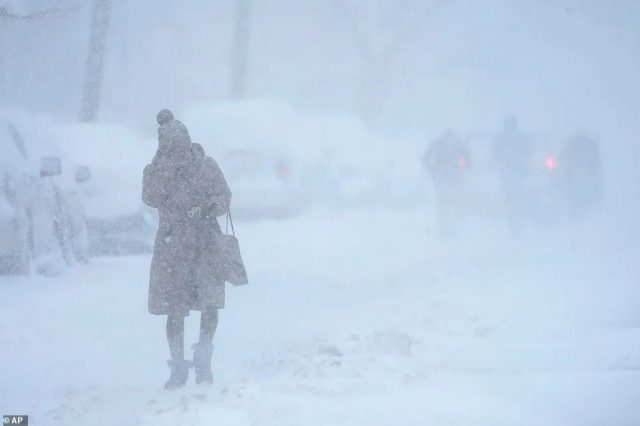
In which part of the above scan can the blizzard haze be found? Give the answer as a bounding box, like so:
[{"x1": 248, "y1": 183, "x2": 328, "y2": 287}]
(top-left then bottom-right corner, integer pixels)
[{"x1": 1, "y1": 1, "x2": 639, "y2": 425}]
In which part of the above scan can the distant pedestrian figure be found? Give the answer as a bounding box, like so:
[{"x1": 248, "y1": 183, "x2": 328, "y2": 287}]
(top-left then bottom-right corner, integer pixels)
[
  {"x1": 142, "y1": 109, "x2": 232, "y2": 389},
  {"x1": 423, "y1": 129, "x2": 470, "y2": 237},
  {"x1": 493, "y1": 115, "x2": 533, "y2": 236}
]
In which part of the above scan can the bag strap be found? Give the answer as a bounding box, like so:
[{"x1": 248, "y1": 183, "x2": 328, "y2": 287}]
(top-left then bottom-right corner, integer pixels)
[{"x1": 225, "y1": 209, "x2": 236, "y2": 237}]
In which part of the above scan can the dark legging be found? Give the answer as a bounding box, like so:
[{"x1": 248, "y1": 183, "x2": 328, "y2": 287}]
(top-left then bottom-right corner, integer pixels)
[{"x1": 166, "y1": 306, "x2": 219, "y2": 360}]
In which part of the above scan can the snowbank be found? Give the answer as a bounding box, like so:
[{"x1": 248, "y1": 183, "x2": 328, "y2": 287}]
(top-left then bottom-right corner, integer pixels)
[{"x1": 2, "y1": 207, "x2": 639, "y2": 425}]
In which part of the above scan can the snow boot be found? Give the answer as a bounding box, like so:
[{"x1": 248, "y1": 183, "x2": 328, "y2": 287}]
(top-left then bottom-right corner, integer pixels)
[
  {"x1": 192, "y1": 342, "x2": 214, "y2": 385},
  {"x1": 164, "y1": 359, "x2": 192, "y2": 390}
]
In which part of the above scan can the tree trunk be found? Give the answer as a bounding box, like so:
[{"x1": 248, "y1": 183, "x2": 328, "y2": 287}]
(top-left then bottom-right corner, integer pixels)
[
  {"x1": 79, "y1": 0, "x2": 112, "y2": 122},
  {"x1": 229, "y1": 0, "x2": 251, "y2": 99}
]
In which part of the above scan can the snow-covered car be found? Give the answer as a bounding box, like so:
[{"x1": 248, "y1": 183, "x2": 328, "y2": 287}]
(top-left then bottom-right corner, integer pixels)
[
  {"x1": 184, "y1": 101, "x2": 311, "y2": 220},
  {"x1": 0, "y1": 115, "x2": 87, "y2": 275},
  {"x1": 213, "y1": 148, "x2": 308, "y2": 221},
  {"x1": 529, "y1": 140, "x2": 564, "y2": 224},
  {"x1": 184, "y1": 100, "x2": 424, "y2": 218},
  {"x1": 0, "y1": 120, "x2": 35, "y2": 274},
  {"x1": 48, "y1": 123, "x2": 157, "y2": 255}
]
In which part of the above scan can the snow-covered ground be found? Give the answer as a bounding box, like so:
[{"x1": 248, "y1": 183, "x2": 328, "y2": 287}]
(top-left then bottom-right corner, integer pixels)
[{"x1": 2, "y1": 207, "x2": 640, "y2": 425}]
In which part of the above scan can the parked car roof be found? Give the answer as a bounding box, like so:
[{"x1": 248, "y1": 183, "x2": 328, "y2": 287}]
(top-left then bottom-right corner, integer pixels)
[{"x1": 48, "y1": 122, "x2": 156, "y2": 219}]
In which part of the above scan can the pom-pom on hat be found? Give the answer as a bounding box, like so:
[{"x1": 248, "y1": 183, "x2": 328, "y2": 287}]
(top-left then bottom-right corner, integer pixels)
[{"x1": 157, "y1": 109, "x2": 174, "y2": 126}]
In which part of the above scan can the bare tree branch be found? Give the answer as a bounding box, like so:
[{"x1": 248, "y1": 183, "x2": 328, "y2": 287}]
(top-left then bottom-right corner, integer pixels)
[
  {"x1": 332, "y1": 0, "x2": 449, "y2": 126},
  {"x1": 334, "y1": 0, "x2": 447, "y2": 60},
  {"x1": 0, "y1": 2, "x2": 87, "y2": 20}
]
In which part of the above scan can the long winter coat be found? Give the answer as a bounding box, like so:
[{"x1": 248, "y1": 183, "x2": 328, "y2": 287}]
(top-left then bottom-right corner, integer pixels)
[{"x1": 142, "y1": 151, "x2": 231, "y2": 316}]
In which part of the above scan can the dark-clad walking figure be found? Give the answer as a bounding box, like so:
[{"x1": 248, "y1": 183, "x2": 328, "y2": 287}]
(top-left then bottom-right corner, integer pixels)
[
  {"x1": 493, "y1": 115, "x2": 533, "y2": 236},
  {"x1": 423, "y1": 129, "x2": 470, "y2": 237},
  {"x1": 142, "y1": 109, "x2": 232, "y2": 389}
]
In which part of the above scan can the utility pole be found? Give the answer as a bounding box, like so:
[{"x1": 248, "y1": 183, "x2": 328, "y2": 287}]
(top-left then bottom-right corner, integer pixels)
[
  {"x1": 229, "y1": 0, "x2": 251, "y2": 99},
  {"x1": 79, "y1": 0, "x2": 112, "y2": 122}
]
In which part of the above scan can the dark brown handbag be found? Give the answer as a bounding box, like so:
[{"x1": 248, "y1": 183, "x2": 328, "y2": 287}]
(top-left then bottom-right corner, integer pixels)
[{"x1": 219, "y1": 210, "x2": 248, "y2": 286}]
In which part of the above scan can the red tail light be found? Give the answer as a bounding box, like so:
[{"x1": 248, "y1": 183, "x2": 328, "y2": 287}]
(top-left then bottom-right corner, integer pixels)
[
  {"x1": 457, "y1": 158, "x2": 466, "y2": 168},
  {"x1": 275, "y1": 159, "x2": 290, "y2": 179},
  {"x1": 544, "y1": 157, "x2": 557, "y2": 170}
]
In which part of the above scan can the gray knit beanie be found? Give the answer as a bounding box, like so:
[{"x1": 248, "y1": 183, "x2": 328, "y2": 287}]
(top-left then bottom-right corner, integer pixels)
[{"x1": 158, "y1": 119, "x2": 191, "y2": 154}]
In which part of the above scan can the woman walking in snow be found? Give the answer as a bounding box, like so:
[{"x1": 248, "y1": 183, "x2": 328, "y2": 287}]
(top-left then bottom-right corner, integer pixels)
[{"x1": 142, "y1": 110, "x2": 232, "y2": 389}]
